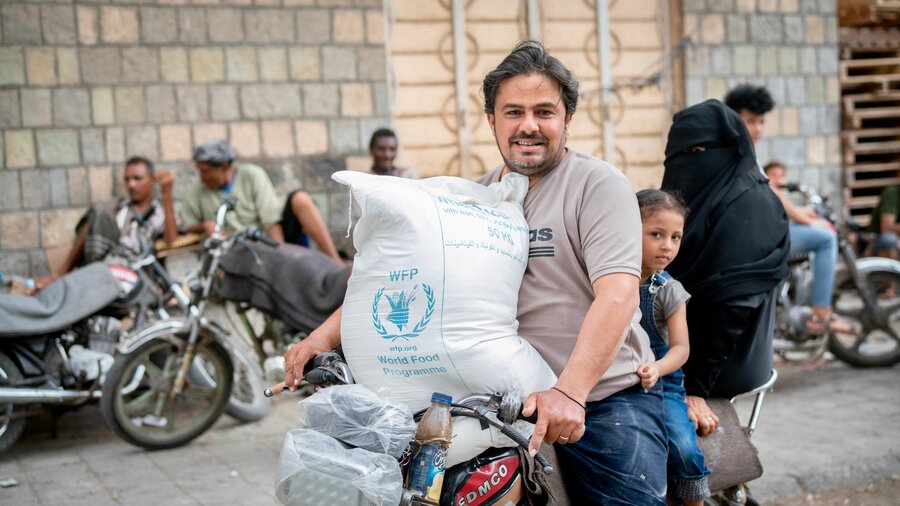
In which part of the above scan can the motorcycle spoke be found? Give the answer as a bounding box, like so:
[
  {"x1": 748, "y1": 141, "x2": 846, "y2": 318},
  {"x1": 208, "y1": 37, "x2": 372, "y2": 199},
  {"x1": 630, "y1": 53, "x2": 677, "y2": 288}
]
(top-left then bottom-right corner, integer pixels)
[
  {"x1": 138, "y1": 357, "x2": 165, "y2": 382},
  {"x1": 125, "y1": 389, "x2": 158, "y2": 413}
]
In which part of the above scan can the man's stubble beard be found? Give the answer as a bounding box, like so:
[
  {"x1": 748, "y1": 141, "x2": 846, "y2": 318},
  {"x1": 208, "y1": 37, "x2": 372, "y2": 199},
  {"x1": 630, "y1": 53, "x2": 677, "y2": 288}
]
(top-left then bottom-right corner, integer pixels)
[{"x1": 496, "y1": 134, "x2": 568, "y2": 179}]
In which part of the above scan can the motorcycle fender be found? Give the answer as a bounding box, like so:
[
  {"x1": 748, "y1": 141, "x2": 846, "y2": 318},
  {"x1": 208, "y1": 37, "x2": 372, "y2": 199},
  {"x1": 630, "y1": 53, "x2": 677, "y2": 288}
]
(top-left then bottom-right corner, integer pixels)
[
  {"x1": 834, "y1": 257, "x2": 900, "y2": 287},
  {"x1": 116, "y1": 318, "x2": 230, "y2": 355}
]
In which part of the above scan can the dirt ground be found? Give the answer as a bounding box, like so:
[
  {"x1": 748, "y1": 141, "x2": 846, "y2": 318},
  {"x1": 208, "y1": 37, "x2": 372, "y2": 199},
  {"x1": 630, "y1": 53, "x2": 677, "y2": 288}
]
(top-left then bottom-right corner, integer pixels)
[{"x1": 764, "y1": 477, "x2": 900, "y2": 505}]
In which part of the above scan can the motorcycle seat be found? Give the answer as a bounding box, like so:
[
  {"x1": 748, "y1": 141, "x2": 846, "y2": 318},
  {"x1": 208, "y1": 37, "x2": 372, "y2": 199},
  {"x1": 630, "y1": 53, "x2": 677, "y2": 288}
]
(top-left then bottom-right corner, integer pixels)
[{"x1": 0, "y1": 263, "x2": 121, "y2": 337}]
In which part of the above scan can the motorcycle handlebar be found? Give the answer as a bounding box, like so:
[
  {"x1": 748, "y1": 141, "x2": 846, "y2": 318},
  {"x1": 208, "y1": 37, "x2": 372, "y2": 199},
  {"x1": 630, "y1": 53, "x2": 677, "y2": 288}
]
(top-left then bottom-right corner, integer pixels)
[{"x1": 245, "y1": 227, "x2": 279, "y2": 247}]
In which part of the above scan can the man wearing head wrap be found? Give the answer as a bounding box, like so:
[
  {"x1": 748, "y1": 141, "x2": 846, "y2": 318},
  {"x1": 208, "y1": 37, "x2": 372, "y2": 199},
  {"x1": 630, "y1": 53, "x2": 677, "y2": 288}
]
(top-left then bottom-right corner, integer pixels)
[
  {"x1": 180, "y1": 139, "x2": 342, "y2": 265},
  {"x1": 661, "y1": 99, "x2": 790, "y2": 436}
]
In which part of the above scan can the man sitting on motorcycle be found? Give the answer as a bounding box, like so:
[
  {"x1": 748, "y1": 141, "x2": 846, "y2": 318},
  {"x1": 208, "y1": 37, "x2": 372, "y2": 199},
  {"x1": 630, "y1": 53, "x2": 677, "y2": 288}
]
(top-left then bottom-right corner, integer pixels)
[
  {"x1": 34, "y1": 156, "x2": 178, "y2": 292},
  {"x1": 284, "y1": 40, "x2": 668, "y2": 505}
]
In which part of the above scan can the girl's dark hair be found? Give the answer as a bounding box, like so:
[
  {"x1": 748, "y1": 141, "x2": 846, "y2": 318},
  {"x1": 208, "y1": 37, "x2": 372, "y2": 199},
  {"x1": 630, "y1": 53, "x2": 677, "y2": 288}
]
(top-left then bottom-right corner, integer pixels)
[{"x1": 636, "y1": 189, "x2": 690, "y2": 220}]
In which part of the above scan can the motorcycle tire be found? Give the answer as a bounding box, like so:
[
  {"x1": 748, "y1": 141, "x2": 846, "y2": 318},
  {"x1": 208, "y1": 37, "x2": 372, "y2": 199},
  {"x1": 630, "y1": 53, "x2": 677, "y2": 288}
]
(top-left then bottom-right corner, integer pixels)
[
  {"x1": 0, "y1": 351, "x2": 26, "y2": 454},
  {"x1": 101, "y1": 337, "x2": 233, "y2": 450},
  {"x1": 223, "y1": 344, "x2": 270, "y2": 423},
  {"x1": 832, "y1": 269, "x2": 900, "y2": 367}
]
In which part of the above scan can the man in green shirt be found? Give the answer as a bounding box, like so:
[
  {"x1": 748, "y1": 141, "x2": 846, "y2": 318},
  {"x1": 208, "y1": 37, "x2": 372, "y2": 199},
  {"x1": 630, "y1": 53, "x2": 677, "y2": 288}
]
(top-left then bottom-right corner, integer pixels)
[
  {"x1": 869, "y1": 185, "x2": 900, "y2": 259},
  {"x1": 181, "y1": 139, "x2": 342, "y2": 264}
]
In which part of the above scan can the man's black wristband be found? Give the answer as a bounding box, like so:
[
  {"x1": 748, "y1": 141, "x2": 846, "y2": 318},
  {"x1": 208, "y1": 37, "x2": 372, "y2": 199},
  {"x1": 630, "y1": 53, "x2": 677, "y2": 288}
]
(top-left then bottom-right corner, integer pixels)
[{"x1": 551, "y1": 386, "x2": 586, "y2": 410}]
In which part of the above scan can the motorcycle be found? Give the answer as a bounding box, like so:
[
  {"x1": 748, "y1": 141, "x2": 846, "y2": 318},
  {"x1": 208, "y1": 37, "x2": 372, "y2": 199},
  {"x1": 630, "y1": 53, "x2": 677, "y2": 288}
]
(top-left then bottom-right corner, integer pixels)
[
  {"x1": 0, "y1": 255, "x2": 162, "y2": 453},
  {"x1": 773, "y1": 184, "x2": 900, "y2": 367}
]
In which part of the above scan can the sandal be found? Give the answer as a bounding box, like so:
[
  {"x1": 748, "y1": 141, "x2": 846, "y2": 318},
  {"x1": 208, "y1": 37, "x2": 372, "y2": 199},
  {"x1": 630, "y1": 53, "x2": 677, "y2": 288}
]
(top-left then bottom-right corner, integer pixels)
[
  {"x1": 805, "y1": 315, "x2": 828, "y2": 336},
  {"x1": 828, "y1": 315, "x2": 864, "y2": 337}
]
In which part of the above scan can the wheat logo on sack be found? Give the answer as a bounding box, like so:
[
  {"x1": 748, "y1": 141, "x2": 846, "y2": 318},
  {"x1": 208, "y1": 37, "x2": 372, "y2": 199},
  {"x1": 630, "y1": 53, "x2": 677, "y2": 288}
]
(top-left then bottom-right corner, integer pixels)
[{"x1": 372, "y1": 283, "x2": 435, "y2": 340}]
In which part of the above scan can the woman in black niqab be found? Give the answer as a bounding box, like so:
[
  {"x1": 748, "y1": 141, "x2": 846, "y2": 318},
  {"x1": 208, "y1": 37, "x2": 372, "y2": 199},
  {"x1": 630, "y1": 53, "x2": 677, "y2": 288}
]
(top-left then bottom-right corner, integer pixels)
[{"x1": 661, "y1": 99, "x2": 789, "y2": 431}]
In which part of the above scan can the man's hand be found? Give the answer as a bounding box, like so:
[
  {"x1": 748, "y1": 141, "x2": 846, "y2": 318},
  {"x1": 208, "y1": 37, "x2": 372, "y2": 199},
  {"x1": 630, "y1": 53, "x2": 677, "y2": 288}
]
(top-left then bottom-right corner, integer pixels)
[
  {"x1": 636, "y1": 362, "x2": 659, "y2": 390},
  {"x1": 200, "y1": 220, "x2": 218, "y2": 236},
  {"x1": 522, "y1": 387, "x2": 586, "y2": 456},
  {"x1": 283, "y1": 335, "x2": 334, "y2": 391},
  {"x1": 155, "y1": 168, "x2": 175, "y2": 197},
  {"x1": 685, "y1": 395, "x2": 719, "y2": 436}
]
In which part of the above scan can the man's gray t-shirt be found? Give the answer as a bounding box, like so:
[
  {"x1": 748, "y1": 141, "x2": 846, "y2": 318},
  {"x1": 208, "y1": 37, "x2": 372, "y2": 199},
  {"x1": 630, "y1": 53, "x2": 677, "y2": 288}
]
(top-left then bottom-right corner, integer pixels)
[
  {"x1": 650, "y1": 276, "x2": 691, "y2": 345},
  {"x1": 480, "y1": 148, "x2": 655, "y2": 402}
]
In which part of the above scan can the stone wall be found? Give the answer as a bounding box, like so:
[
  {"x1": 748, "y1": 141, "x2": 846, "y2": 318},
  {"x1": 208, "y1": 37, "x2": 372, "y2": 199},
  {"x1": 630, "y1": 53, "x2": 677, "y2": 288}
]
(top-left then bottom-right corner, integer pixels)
[
  {"x1": 682, "y1": 0, "x2": 842, "y2": 202},
  {"x1": 0, "y1": 0, "x2": 389, "y2": 277}
]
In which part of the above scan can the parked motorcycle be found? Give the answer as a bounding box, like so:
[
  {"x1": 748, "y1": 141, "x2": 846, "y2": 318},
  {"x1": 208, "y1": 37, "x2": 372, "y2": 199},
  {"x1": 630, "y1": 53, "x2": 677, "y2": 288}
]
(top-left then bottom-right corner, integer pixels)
[
  {"x1": 0, "y1": 258, "x2": 160, "y2": 453},
  {"x1": 773, "y1": 184, "x2": 900, "y2": 367}
]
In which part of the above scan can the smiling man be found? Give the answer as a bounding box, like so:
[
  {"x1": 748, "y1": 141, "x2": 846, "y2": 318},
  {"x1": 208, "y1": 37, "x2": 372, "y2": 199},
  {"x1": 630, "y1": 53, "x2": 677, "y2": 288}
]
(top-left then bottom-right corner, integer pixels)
[
  {"x1": 368, "y1": 128, "x2": 417, "y2": 179},
  {"x1": 477, "y1": 40, "x2": 666, "y2": 505}
]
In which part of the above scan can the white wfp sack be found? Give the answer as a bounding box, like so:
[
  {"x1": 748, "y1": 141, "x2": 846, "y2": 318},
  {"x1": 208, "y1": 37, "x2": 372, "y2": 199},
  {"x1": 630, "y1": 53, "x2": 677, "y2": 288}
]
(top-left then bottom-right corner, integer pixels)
[{"x1": 332, "y1": 170, "x2": 557, "y2": 466}]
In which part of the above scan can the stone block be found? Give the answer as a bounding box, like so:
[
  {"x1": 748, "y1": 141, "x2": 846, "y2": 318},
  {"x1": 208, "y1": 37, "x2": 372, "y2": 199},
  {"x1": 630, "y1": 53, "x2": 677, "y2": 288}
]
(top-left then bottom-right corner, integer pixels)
[
  {"x1": 49, "y1": 168, "x2": 69, "y2": 207},
  {"x1": 246, "y1": 10, "x2": 295, "y2": 43},
  {"x1": 782, "y1": 15, "x2": 803, "y2": 44},
  {"x1": 710, "y1": 46, "x2": 732, "y2": 75},
  {"x1": 800, "y1": 0, "x2": 817, "y2": 13},
  {"x1": 259, "y1": 48, "x2": 288, "y2": 82},
  {"x1": 141, "y1": 7, "x2": 177, "y2": 44},
  {"x1": 122, "y1": 48, "x2": 161, "y2": 83},
  {"x1": 92, "y1": 88, "x2": 115, "y2": 126},
  {"x1": 81, "y1": 47, "x2": 120, "y2": 84},
  {"x1": 297, "y1": 10, "x2": 331, "y2": 44},
  {"x1": 240, "y1": 84, "x2": 302, "y2": 119},
  {"x1": 67, "y1": 167, "x2": 89, "y2": 206},
  {"x1": 146, "y1": 85, "x2": 178, "y2": 123},
  {"x1": 126, "y1": 126, "x2": 159, "y2": 161},
  {"x1": 288, "y1": 47, "x2": 320, "y2": 81},
  {"x1": 2, "y1": 4, "x2": 42, "y2": 43},
  {"x1": 778, "y1": 46, "x2": 798, "y2": 74},
  {"x1": 50, "y1": 95, "x2": 89, "y2": 134},
  {"x1": 322, "y1": 47, "x2": 357, "y2": 81},
  {"x1": 825, "y1": 75, "x2": 840, "y2": 103},
  {"x1": 190, "y1": 48, "x2": 224, "y2": 83},
  {"x1": 805, "y1": 136, "x2": 826, "y2": 165},
  {"x1": 358, "y1": 118, "x2": 386, "y2": 150},
  {"x1": 366, "y1": 9, "x2": 384, "y2": 44},
  {"x1": 176, "y1": 85, "x2": 209, "y2": 122},
  {"x1": 229, "y1": 122, "x2": 260, "y2": 157},
  {"x1": 303, "y1": 156, "x2": 342, "y2": 191},
  {"x1": 824, "y1": 16, "x2": 837, "y2": 43},
  {"x1": 161, "y1": 47, "x2": 189, "y2": 83},
  {"x1": 89, "y1": 165, "x2": 113, "y2": 203},
  {"x1": 683, "y1": 15, "x2": 698, "y2": 39},
  {"x1": 295, "y1": 120, "x2": 328, "y2": 155},
  {"x1": 106, "y1": 127, "x2": 125, "y2": 164},
  {"x1": 785, "y1": 76, "x2": 807, "y2": 104},
  {"x1": 210, "y1": 85, "x2": 240, "y2": 121},
  {"x1": 700, "y1": 15, "x2": 725, "y2": 44},
  {"x1": 373, "y1": 83, "x2": 390, "y2": 116},
  {"x1": 333, "y1": 10, "x2": 364, "y2": 44},
  {"x1": 758, "y1": 0, "x2": 778, "y2": 11},
  {"x1": 805, "y1": 15, "x2": 823, "y2": 44},
  {"x1": 77, "y1": 6, "x2": 98, "y2": 45},
  {"x1": 226, "y1": 48, "x2": 258, "y2": 82},
  {"x1": 208, "y1": 8, "x2": 244, "y2": 43},
  {"x1": 81, "y1": 129, "x2": 106, "y2": 164},
  {"x1": 685, "y1": 78, "x2": 705, "y2": 106},
  {"x1": 261, "y1": 121, "x2": 294, "y2": 157},
  {"x1": 806, "y1": 76, "x2": 825, "y2": 103},
  {"x1": 758, "y1": 46, "x2": 778, "y2": 75},
  {"x1": 42, "y1": 208, "x2": 86, "y2": 248},
  {"x1": 733, "y1": 46, "x2": 757, "y2": 75},
  {"x1": 21, "y1": 170, "x2": 51, "y2": 208},
  {"x1": 115, "y1": 87, "x2": 145, "y2": 124},
  {"x1": 770, "y1": 137, "x2": 804, "y2": 166},
  {"x1": 302, "y1": 83, "x2": 340, "y2": 117},
  {"x1": 42, "y1": 5, "x2": 77, "y2": 44},
  {"x1": 683, "y1": 0, "x2": 706, "y2": 12},
  {"x1": 705, "y1": 78, "x2": 727, "y2": 101},
  {"x1": 37, "y1": 129, "x2": 80, "y2": 166},
  {"x1": 328, "y1": 119, "x2": 359, "y2": 152},
  {"x1": 818, "y1": 47, "x2": 838, "y2": 75},
  {"x1": 825, "y1": 135, "x2": 840, "y2": 165},
  {"x1": 822, "y1": 105, "x2": 840, "y2": 134},
  {"x1": 726, "y1": 14, "x2": 747, "y2": 43},
  {"x1": 798, "y1": 105, "x2": 817, "y2": 134},
  {"x1": 799, "y1": 46, "x2": 817, "y2": 74},
  {"x1": 26, "y1": 48, "x2": 57, "y2": 86},
  {"x1": 160, "y1": 124, "x2": 191, "y2": 161},
  {"x1": 736, "y1": 0, "x2": 756, "y2": 13},
  {"x1": 685, "y1": 46, "x2": 709, "y2": 77},
  {"x1": 1, "y1": 213, "x2": 39, "y2": 249},
  {"x1": 750, "y1": 14, "x2": 782, "y2": 42},
  {"x1": 101, "y1": 6, "x2": 139, "y2": 44},
  {"x1": 0, "y1": 48, "x2": 25, "y2": 86},
  {"x1": 340, "y1": 83, "x2": 373, "y2": 117},
  {"x1": 0, "y1": 90, "x2": 20, "y2": 128},
  {"x1": 358, "y1": 47, "x2": 386, "y2": 80},
  {"x1": 781, "y1": 0, "x2": 800, "y2": 12},
  {"x1": 0, "y1": 172, "x2": 22, "y2": 211},
  {"x1": 179, "y1": 8, "x2": 207, "y2": 44},
  {"x1": 193, "y1": 123, "x2": 227, "y2": 145},
  {"x1": 765, "y1": 75, "x2": 786, "y2": 105},
  {"x1": 6, "y1": 131, "x2": 35, "y2": 169},
  {"x1": 0, "y1": 253, "x2": 30, "y2": 277},
  {"x1": 57, "y1": 48, "x2": 80, "y2": 85},
  {"x1": 706, "y1": 0, "x2": 735, "y2": 12}
]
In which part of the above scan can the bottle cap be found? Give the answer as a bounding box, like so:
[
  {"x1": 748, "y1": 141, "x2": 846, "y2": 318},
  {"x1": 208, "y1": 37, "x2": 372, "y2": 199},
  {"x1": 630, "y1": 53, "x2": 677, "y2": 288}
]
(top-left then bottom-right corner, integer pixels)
[{"x1": 431, "y1": 392, "x2": 452, "y2": 405}]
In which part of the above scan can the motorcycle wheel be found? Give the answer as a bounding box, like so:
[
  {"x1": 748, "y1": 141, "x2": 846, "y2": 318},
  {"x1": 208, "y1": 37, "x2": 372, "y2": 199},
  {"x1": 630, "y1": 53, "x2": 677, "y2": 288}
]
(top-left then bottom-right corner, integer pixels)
[
  {"x1": 100, "y1": 337, "x2": 233, "y2": 450},
  {"x1": 832, "y1": 269, "x2": 900, "y2": 367},
  {"x1": 223, "y1": 344, "x2": 270, "y2": 423},
  {"x1": 0, "y1": 351, "x2": 26, "y2": 453}
]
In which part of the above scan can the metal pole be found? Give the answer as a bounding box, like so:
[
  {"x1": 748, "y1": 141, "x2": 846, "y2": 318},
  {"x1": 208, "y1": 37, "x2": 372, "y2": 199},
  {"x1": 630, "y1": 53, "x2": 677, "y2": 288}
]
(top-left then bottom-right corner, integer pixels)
[
  {"x1": 452, "y1": 0, "x2": 473, "y2": 179},
  {"x1": 596, "y1": 0, "x2": 616, "y2": 163},
  {"x1": 526, "y1": 0, "x2": 541, "y2": 39}
]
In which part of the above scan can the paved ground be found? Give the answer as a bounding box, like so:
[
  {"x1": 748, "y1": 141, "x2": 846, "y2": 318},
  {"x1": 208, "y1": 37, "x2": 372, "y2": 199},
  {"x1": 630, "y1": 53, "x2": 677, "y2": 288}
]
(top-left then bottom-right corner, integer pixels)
[{"x1": 0, "y1": 359, "x2": 897, "y2": 505}]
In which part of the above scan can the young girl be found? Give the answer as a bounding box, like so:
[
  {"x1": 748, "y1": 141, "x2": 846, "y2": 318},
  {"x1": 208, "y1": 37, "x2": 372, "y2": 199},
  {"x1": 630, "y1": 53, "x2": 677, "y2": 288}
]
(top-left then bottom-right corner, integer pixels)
[{"x1": 635, "y1": 189, "x2": 711, "y2": 505}]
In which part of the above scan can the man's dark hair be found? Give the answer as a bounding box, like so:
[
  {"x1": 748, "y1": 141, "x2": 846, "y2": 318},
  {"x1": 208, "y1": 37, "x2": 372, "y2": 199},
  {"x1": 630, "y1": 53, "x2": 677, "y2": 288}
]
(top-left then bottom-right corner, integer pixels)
[
  {"x1": 763, "y1": 160, "x2": 785, "y2": 175},
  {"x1": 482, "y1": 39, "x2": 579, "y2": 116},
  {"x1": 125, "y1": 155, "x2": 155, "y2": 176},
  {"x1": 369, "y1": 128, "x2": 397, "y2": 150},
  {"x1": 724, "y1": 85, "x2": 775, "y2": 115}
]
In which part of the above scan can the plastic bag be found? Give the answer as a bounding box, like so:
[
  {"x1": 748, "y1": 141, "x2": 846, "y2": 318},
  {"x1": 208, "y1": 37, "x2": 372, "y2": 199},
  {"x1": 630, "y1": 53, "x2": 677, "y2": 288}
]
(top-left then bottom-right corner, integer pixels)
[
  {"x1": 276, "y1": 429, "x2": 403, "y2": 506},
  {"x1": 297, "y1": 384, "x2": 416, "y2": 458}
]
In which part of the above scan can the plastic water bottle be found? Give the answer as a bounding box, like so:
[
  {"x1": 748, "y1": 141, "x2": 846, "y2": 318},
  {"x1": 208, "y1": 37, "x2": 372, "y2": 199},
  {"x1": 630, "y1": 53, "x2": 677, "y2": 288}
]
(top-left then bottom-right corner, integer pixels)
[
  {"x1": 407, "y1": 392, "x2": 453, "y2": 503},
  {"x1": 0, "y1": 272, "x2": 35, "y2": 295}
]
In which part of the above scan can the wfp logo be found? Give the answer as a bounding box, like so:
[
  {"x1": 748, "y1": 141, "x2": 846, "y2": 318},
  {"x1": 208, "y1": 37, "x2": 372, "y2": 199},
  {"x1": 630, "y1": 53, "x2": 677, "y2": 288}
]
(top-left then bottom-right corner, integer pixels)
[{"x1": 372, "y1": 284, "x2": 435, "y2": 340}]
